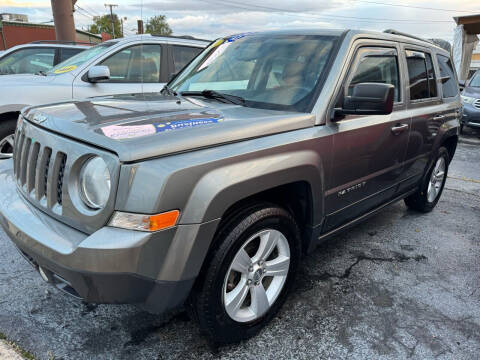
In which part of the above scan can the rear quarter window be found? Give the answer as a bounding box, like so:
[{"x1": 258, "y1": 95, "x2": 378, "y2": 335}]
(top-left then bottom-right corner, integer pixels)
[{"x1": 436, "y1": 54, "x2": 458, "y2": 98}]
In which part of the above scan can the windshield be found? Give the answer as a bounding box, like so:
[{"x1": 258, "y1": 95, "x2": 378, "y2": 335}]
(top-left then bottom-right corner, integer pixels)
[
  {"x1": 170, "y1": 34, "x2": 339, "y2": 111},
  {"x1": 469, "y1": 72, "x2": 480, "y2": 87},
  {"x1": 47, "y1": 42, "x2": 116, "y2": 75}
]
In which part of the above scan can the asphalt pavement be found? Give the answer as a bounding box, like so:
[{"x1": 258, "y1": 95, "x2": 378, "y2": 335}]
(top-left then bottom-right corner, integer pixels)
[{"x1": 0, "y1": 142, "x2": 479, "y2": 360}]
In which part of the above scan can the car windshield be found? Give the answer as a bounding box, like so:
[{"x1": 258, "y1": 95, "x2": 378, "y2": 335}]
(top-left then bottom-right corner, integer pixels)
[
  {"x1": 469, "y1": 72, "x2": 480, "y2": 87},
  {"x1": 170, "y1": 34, "x2": 339, "y2": 111},
  {"x1": 47, "y1": 42, "x2": 116, "y2": 75}
]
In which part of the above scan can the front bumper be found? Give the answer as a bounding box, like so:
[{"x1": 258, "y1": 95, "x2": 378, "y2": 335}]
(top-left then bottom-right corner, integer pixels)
[
  {"x1": 462, "y1": 104, "x2": 480, "y2": 128},
  {"x1": 0, "y1": 159, "x2": 220, "y2": 313}
]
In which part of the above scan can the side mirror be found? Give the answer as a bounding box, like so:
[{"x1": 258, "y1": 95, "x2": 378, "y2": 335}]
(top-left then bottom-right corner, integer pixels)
[
  {"x1": 87, "y1": 65, "x2": 110, "y2": 83},
  {"x1": 338, "y1": 83, "x2": 394, "y2": 116}
]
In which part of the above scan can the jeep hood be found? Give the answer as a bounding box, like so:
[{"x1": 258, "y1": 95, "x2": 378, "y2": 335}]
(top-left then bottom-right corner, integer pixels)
[{"x1": 22, "y1": 93, "x2": 314, "y2": 162}]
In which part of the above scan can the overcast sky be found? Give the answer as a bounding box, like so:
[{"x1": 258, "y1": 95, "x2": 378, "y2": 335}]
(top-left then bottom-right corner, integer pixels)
[{"x1": 1, "y1": 0, "x2": 479, "y2": 42}]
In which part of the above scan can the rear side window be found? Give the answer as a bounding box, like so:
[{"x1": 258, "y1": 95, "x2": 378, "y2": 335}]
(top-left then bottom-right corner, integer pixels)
[
  {"x1": 59, "y1": 48, "x2": 84, "y2": 63},
  {"x1": 347, "y1": 48, "x2": 401, "y2": 102},
  {"x1": 406, "y1": 50, "x2": 438, "y2": 100},
  {"x1": 172, "y1": 46, "x2": 202, "y2": 73},
  {"x1": 436, "y1": 54, "x2": 458, "y2": 98}
]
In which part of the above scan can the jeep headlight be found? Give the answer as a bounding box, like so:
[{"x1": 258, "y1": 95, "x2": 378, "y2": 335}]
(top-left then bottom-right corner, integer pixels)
[
  {"x1": 79, "y1": 157, "x2": 111, "y2": 209},
  {"x1": 461, "y1": 95, "x2": 475, "y2": 104}
]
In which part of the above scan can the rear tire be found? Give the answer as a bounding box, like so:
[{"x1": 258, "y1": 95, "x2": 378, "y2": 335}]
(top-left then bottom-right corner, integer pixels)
[
  {"x1": 0, "y1": 117, "x2": 17, "y2": 160},
  {"x1": 404, "y1": 147, "x2": 449, "y2": 212},
  {"x1": 190, "y1": 203, "x2": 301, "y2": 344}
]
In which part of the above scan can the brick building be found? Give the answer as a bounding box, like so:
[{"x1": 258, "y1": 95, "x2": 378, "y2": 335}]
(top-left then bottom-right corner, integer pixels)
[{"x1": 0, "y1": 21, "x2": 102, "y2": 50}]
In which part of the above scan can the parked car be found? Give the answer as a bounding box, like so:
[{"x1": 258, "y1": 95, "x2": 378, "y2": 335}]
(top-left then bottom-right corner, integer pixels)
[
  {"x1": 0, "y1": 35, "x2": 209, "y2": 159},
  {"x1": 0, "y1": 29, "x2": 460, "y2": 344},
  {"x1": 460, "y1": 69, "x2": 480, "y2": 133},
  {"x1": 0, "y1": 41, "x2": 90, "y2": 75}
]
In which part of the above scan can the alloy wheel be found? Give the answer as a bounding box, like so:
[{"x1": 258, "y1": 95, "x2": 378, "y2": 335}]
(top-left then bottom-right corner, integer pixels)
[
  {"x1": 222, "y1": 229, "x2": 290, "y2": 323},
  {"x1": 0, "y1": 134, "x2": 14, "y2": 160},
  {"x1": 427, "y1": 157, "x2": 446, "y2": 203}
]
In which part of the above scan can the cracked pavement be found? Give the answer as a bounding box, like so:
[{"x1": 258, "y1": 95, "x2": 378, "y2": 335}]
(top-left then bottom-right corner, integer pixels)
[{"x1": 0, "y1": 142, "x2": 479, "y2": 360}]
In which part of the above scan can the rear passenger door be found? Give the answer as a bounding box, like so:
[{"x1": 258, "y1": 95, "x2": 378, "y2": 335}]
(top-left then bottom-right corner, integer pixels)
[
  {"x1": 398, "y1": 47, "x2": 448, "y2": 192},
  {"x1": 324, "y1": 44, "x2": 411, "y2": 232}
]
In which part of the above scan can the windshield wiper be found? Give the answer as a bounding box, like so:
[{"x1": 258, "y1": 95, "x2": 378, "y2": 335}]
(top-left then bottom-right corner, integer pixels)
[
  {"x1": 35, "y1": 70, "x2": 47, "y2": 76},
  {"x1": 161, "y1": 84, "x2": 177, "y2": 96},
  {"x1": 181, "y1": 90, "x2": 245, "y2": 106}
]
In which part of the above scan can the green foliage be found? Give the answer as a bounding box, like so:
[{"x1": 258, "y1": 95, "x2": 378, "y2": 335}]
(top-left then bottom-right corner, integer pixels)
[
  {"x1": 88, "y1": 14, "x2": 122, "y2": 38},
  {"x1": 145, "y1": 15, "x2": 172, "y2": 36}
]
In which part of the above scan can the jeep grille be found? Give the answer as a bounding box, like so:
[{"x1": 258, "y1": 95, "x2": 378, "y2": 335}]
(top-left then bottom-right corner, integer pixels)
[{"x1": 14, "y1": 126, "x2": 67, "y2": 207}]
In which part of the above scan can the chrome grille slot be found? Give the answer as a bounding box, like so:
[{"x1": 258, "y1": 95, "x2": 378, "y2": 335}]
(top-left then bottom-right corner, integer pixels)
[
  {"x1": 26, "y1": 142, "x2": 40, "y2": 193},
  {"x1": 51, "y1": 152, "x2": 67, "y2": 206},
  {"x1": 19, "y1": 138, "x2": 31, "y2": 186},
  {"x1": 14, "y1": 132, "x2": 25, "y2": 179},
  {"x1": 43, "y1": 148, "x2": 52, "y2": 202}
]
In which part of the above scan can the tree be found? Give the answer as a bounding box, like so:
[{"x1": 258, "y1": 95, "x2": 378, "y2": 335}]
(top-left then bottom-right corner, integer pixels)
[
  {"x1": 88, "y1": 14, "x2": 122, "y2": 38},
  {"x1": 145, "y1": 15, "x2": 172, "y2": 36}
]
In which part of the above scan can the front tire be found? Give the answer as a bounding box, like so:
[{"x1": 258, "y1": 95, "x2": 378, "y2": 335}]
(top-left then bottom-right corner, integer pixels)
[
  {"x1": 191, "y1": 203, "x2": 301, "y2": 344},
  {"x1": 0, "y1": 118, "x2": 17, "y2": 160},
  {"x1": 404, "y1": 147, "x2": 449, "y2": 212}
]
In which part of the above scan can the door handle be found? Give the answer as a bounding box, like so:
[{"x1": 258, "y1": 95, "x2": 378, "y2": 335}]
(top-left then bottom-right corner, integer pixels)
[{"x1": 391, "y1": 123, "x2": 409, "y2": 135}]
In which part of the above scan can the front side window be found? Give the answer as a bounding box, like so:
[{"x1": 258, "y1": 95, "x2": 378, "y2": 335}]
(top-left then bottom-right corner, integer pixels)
[
  {"x1": 170, "y1": 34, "x2": 339, "y2": 111},
  {"x1": 436, "y1": 54, "x2": 458, "y2": 98},
  {"x1": 100, "y1": 44, "x2": 161, "y2": 83},
  {"x1": 172, "y1": 46, "x2": 203, "y2": 73},
  {"x1": 0, "y1": 47, "x2": 55, "y2": 74},
  {"x1": 347, "y1": 48, "x2": 401, "y2": 102},
  {"x1": 406, "y1": 50, "x2": 438, "y2": 100},
  {"x1": 48, "y1": 42, "x2": 115, "y2": 75}
]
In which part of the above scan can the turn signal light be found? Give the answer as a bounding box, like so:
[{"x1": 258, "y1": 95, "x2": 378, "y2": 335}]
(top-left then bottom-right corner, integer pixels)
[{"x1": 109, "y1": 210, "x2": 180, "y2": 232}]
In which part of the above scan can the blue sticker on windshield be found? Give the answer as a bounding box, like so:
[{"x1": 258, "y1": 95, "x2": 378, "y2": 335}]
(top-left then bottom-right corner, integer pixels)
[{"x1": 226, "y1": 33, "x2": 252, "y2": 42}]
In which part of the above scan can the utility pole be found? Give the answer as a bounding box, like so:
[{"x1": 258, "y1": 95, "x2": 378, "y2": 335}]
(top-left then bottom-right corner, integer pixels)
[
  {"x1": 104, "y1": 3, "x2": 118, "y2": 39},
  {"x1": 137, "y1": 19, "x2": 144, "y2": 35},
  {"x1": 51, "y1": 0, "x2": 77, "y2": 42}
]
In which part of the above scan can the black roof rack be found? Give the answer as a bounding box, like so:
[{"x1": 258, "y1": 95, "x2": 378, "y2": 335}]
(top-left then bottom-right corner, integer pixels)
[
  {"x1": 30, "y1": 40, "x2": 94, "y2": 46},
  {"x1": 150, "y1": 34, "x2": 211, "y2": 42},
  {"x1": 383, "y1": 29, "x2": 434, "y2": 45}
]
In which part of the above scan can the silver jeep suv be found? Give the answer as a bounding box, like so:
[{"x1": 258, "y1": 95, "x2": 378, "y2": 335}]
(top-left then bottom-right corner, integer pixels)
[{"x1": 0, "y1": 29, "x2": 460, "y2": 344}]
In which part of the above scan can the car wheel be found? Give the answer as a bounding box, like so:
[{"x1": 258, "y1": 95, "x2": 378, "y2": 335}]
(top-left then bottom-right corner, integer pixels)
[
  {"x1": 404, "y1": 147, "x2": 449, "y2": 212},
  {"x1": 0, "y1": 118, "x2": 17, "y2": 160},
  {"x1": 191, "y1": 203, "x2": 301, "y2": 344}
]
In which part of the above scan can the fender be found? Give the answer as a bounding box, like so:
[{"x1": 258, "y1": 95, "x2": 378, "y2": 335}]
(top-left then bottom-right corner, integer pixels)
[{"x1": 180, "y1": 150, "x2": 325, "y2": 225}]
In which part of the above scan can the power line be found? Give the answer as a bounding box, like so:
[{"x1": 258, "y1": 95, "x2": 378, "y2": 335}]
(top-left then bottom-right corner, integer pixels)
[
  {"x1": 75, "y1": 4, "x2": 97, "y2": 18},
  {"x1": 200, "y1": 0, "x2": 454, "y2": 24},
  {"x1": 353, "y1": 0, "x2": 480, "y2": 14},
  {"x1": 74, "y1": 6, "x2": 94, "y2": 20}
]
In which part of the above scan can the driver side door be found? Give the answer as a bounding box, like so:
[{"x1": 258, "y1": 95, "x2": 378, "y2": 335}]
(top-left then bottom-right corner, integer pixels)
[{"x1": 323, "y1": 44, "x2": 410, "y2": 232}]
